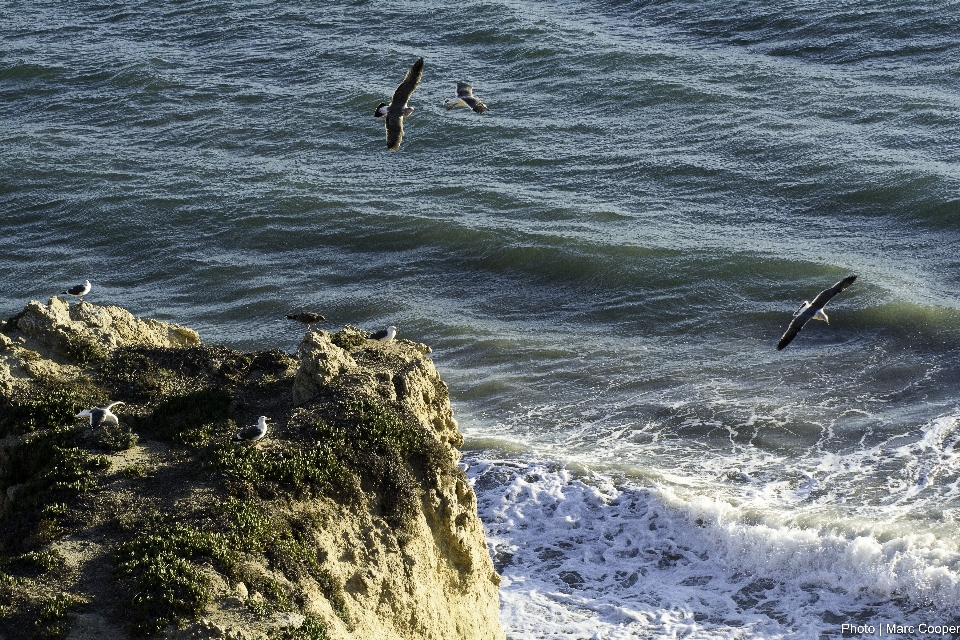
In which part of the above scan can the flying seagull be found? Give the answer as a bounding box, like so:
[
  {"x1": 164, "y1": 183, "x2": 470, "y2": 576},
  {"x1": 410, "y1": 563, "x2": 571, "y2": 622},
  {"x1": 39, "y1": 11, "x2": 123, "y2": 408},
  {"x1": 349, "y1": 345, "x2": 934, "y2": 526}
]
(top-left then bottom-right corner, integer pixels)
[
  {"x1": 286, "y1": 312, "x2": 326, "y2": 331},
  {"x1": 375, "y1": 57, "x2": 424, "y2": 151},
  {"x1": 234, "y1": 416, "x2": 270, "y2": 445},
  {"x1": 62, "y1": 279, "x2": 91, "y2": 302},
  {"x1": 777, "y1": 275, "x2": 857, "y2": 351},
  {"x1": 76, "y1": 401, "x2": 124, "y2": 427},
  {"x1": 443, "y1": 82, "x2": 489, "y2": 114},
  {"x1": 369, "y1": 325, "x2": 398, "y2": 341}
]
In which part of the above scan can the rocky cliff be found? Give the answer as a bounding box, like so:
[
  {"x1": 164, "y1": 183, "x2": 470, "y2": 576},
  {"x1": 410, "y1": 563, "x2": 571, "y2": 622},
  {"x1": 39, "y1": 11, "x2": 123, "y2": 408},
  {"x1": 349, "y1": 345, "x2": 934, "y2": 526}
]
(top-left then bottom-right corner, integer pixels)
[{"x1": 0, "y1": 298, "x2": 503, "y2": 640}]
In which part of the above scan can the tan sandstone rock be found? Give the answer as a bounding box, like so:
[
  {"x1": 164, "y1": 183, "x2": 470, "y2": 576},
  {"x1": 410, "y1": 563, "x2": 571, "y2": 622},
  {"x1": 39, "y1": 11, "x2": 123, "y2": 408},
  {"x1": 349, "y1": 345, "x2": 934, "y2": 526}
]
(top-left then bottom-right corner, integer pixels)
[
  {"x1": 0, "y1": 304, "x2": 504, "y2": 640},
  {"x1": 289, "y1": 328, "x2": 502, "y2": 640},
  {"x1": 14, "y1": 296, "x2": 200, "y2": 360}
]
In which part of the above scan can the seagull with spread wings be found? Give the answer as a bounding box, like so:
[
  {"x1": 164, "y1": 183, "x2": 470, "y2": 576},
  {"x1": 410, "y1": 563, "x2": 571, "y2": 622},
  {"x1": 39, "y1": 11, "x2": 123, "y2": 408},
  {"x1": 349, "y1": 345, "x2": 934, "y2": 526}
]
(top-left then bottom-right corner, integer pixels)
[
  {"x1": 76, "y1": 401, "x2": 124, "y2": 427},
  {"x1": 374, "y1": 57, "x2": 424, "y2": 151},
  {"x1": 443, "y1": 82, "x2": 489, "y2": 114},
  {"x1": 777, "y1": 275, "x2": 857, "y2": 351}
]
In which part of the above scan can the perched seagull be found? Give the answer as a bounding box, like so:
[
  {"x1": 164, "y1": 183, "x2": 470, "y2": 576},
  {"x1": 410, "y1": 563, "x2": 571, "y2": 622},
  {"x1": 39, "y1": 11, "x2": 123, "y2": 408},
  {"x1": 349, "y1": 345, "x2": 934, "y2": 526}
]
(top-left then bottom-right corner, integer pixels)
[
  {"x1": 443, "y1": 82, "x2": 489, "y2": 114},
  {"x1": 369, "y1": 325, "x2": 398, "y2": 341},
  {"x1": 234, "y1": 416, "x2": 270, "y2": 445},
  {"x1": 62, "y1": 279, "x2": 91, "y2": 302},
  {"x1": 777, "y1": 275, "x2": 857, "y2": 351},
  {"x1": 375, "y1": 57, "x2": 424, "y2": 151},
  {"x1": 76, "y1": 401, "x2": 124, "y2": 427},
  {"x1": 286, "y1": 312, "x2": 326, "y2": 331}
]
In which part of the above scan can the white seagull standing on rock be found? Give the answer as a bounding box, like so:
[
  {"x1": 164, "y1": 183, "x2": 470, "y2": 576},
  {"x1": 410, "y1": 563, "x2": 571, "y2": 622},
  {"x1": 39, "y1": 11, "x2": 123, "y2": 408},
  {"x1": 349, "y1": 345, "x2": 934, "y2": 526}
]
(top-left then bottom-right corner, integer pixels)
[
  {"x1": 369, "y1": 326, "x2": 398, "y2": 341},
  {"x1": 443, "y1": 82, "x2": 489, "y2": 114},
  {"x1": 375, "y1": 57, "x2": 424, "y2": 151},
  {"x1": 62, "y1": 279, "x2": 91, "y2": 302},
  {"x1": 76, "y1": 401, "x2": 124, "y2": 427},
  {"x1": 234, "y1": 416, "x2": 270, "y2": 446},
  {"x1": 777, "y1": 275, "x2": 857, "y2": 350}
]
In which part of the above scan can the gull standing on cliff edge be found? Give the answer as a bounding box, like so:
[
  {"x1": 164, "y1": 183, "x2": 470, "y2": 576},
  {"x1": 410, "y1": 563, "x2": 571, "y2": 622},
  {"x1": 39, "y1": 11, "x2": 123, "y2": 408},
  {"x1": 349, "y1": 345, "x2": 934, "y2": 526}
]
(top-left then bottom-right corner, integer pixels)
[
  {"x1": 62, "y1": 279, "x2": 91, "y2": 303},
  {"x1": 287, "y1": 312, "x2": 326, "y2": 331},
  {"x1": 369, "y1": 326, "x2": 398, "y2": 341}
]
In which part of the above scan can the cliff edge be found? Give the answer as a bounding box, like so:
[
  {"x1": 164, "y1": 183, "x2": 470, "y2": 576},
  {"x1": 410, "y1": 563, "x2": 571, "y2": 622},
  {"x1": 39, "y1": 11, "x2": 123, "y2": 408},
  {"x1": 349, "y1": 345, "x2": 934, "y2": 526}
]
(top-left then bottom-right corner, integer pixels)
[{"x1": 0, "y1": 298, "x2": 503, "y2": 640}]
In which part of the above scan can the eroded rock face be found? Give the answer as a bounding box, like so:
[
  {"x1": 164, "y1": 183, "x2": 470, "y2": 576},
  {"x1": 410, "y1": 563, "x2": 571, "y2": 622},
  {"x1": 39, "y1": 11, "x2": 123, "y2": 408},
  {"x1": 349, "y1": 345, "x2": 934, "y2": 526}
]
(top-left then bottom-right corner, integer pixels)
[
  {"x1": 0, "y1": 298, "x2": 201, "y2": 394},
  {"x1": 291, "y1": 330, "x2": 359, "y2": 404},
  {"x1": 295, "y1": 327, "x2": 463, "y2": 447},
  {"x1": 13, "y1": 297, "x2": 200, "y2": 360},
  {"x1": 0, "y1": 303, "x2": 504, "y2": 640},
  {"x1": 291, "y1": 328, "x2": 501, "y2": 640}
]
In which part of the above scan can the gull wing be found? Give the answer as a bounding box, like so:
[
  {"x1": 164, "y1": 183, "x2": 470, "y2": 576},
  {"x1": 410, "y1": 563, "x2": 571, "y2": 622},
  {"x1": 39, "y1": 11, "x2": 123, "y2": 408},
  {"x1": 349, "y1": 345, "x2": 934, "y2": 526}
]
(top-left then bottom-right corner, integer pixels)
[
  {"x1": 456, "y1": 81, "x2": 473, "y2": 98},
  {"x1": 777, "y1": 313, "x2": 812, "y2": 351},
  {"x1": 808, "y1": 275, "x2": 857, "y2": 311},
  {"x1": 392, "y1": 57, "x2": 424, "y2": 107},
  {"x1": 385, "y1": 113, "x2": 405, "y2": 151},
  {"x1": 235, "y1": 424, "x2": 265, "y2": 441},
  {"x1": 465, "y1": 96, "x2": 488, "y2": 113}
]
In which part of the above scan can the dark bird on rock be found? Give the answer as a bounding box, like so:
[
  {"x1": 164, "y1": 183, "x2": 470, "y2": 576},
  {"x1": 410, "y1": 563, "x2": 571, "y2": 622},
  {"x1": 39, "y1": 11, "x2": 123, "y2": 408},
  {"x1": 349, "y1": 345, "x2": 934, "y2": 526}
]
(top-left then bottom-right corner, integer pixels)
[
  {"x1": 76, "y1": 401, "x2": 124, "y2": 427},
  {"x1": 777, "y1": 275, "x2": 857, "y2": 351},
  {"x1": 63, "y1": 279, "x2": 91, "y2": 302},
  {"x1": 443, "y1": 82, "x2": 489, "y2": 114},
  {"x1": 234, "y1": 416, "x2": 270, "y2": 445},
  {"x1": 286, "y1": 312, "x2": 326, "y2": 331},
  {"x1": 374, "y1": 57, "x2": 424, "y2": 151}
]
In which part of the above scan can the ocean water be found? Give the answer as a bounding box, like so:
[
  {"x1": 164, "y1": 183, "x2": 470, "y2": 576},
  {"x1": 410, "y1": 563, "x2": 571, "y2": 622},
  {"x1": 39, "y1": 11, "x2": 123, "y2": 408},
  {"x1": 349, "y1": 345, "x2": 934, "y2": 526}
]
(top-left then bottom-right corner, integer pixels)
[{"x1": 4, "y1": 1, "x2": 960, "y2": 637}]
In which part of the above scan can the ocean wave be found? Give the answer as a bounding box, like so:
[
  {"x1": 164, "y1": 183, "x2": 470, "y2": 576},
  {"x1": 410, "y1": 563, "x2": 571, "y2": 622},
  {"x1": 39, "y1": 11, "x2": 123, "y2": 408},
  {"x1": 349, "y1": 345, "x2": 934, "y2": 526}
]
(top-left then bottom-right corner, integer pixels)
[{"x1": 467, "y1": 455, "x2": 960, "y2": 638}]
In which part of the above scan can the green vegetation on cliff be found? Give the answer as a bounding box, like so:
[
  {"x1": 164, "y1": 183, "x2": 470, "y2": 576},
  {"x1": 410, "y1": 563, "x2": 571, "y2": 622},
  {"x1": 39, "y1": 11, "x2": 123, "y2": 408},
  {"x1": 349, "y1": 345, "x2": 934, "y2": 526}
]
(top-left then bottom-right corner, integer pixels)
[{"x1": 0, "y1": 333, "x2": 446, "y2": 639}]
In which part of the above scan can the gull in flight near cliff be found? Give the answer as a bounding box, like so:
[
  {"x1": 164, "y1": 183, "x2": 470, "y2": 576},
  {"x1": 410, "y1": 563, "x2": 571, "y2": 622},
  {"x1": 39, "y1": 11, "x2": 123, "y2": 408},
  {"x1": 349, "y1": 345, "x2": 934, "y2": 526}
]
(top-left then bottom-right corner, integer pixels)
[
  {"x1": 286, "y1": 312, "x2": 326, "y2": 331},
  {"x1": 369, "y1": 326, "x2": 398, "y2": 341},
  {"x1": 375, "y1": 57, "x2": 424, "y2": 151},
  {"x1": 235, "y1": 416, "x2": 270, "y2": 446},
  {"x1": 77, "y1": 401, "x2": 124, "y2": 427},
  {"x1": 777, "y1": 275, "x2": 857, "y2": 351},
  {"x1": 443, "y1": 82, "x2": 489, "y2": 114},
  {"x1": 62, "y1": 279, "x2": 91, "y2": 302}
]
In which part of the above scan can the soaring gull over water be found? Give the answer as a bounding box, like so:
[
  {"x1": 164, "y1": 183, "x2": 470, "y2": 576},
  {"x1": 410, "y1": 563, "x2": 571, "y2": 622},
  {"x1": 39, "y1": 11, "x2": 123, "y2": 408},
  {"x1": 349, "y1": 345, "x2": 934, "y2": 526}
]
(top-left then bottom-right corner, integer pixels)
[
  {"x1": 62, "y1": 279, "x2": 91, "y2": 302},
  {"x1": 374, "y1": 57, "x2": 424, "y2": 151},
  {"x1": 286, "y1": 312, "x2": 326, "y2": 331},
  {"x1": 76, "y1": 401, "x2": 124, "y2": 427},
  {"x1": 235, "y1": 416, "x2": 270, "y2": 445},
  {"x1": 777, "y1": 275, "x2": 857, "y2": 351},
  {"x1": 443, "y1": 82, "x2": 489, "y2": 114}
]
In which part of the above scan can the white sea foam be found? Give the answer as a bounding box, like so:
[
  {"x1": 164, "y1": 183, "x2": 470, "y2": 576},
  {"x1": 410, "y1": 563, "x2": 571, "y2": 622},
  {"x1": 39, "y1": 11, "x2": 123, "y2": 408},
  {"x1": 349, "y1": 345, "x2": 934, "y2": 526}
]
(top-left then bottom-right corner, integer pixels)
[{"x1": 466, "y1": 452, "x2": 960, "y2": 639}]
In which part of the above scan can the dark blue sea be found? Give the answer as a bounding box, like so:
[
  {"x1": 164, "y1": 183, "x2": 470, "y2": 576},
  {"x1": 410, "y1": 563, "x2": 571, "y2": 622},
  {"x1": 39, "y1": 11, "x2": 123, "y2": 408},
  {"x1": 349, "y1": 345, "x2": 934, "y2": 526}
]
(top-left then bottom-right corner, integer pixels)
[{"x1": 4, "y1": 1, "x2": 960, "y2": 636}]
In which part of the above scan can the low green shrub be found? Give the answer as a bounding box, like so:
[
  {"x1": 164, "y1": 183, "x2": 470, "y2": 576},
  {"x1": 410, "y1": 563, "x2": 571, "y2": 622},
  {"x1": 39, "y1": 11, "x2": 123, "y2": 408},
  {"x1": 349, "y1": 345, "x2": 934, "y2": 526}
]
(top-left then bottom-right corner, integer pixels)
[
  {"x1": 34, "y1": 592, "x2": 81, "y2": 639},
  {"x1": 114, "y1": 525, "x2": 234, "y2": 635},
  {"x1": 275, "y1": 614, "x2": 330, "y2": 640},
  {"x1": 1, "y1": 427, "x2": 111, "y2": 513},
  {"x1": 0, "y1": 381, "x2": 102, "y2": 438},
  {"x1": 150, "y1": 387, "x2": 232, "y2": 446},
  {"x1": 8, "y1": 548, "x2": 64, "y2": 574}
]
